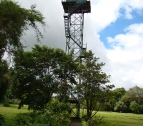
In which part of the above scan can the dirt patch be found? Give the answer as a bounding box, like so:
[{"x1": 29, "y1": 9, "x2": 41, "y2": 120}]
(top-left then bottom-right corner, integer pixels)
[{"x1": 70, "y1": 117, "x2": 82, "y2": 126}]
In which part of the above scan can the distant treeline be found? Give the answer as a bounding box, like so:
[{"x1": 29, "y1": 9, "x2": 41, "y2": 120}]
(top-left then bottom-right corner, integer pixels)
[{"x1": 100, "y1": 86, "x2": 143, "y2": 114}]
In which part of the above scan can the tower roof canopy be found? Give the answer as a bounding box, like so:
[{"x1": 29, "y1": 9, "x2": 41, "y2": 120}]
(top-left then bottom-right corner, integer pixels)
[{"x1": 62, "y1": 0, "x2": 91, "y2": 13}]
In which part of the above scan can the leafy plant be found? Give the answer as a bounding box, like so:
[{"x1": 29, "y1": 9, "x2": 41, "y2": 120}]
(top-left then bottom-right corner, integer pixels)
[
  {"x1": 14, "y1": 100, "x2": 71, "y2": 126},
  {"x1": 0, "y1": 114, "x2": 5, "y2": 126},
  {"x1": 0, "y1": 0, "x2": 45, "y2": 104},
  {"x1": 15, "y1": 113, "x2": 32, "y2": 125},
  {"x1": 12, "y1": 45, "x2": 78, "y2": 111},
  {"x1": 77, "y1": 50, "x2": 114, "y2": 120},
  {"x1": 82, "y1": 116, "x2": 103, "y2": 126},
  {"x1": 3, "y1": 101, "x2": 10, "y2": 107},
  {"x1": 43, "y1": 100, "x2": 71, "y2": 126},
  {"x1": 114, "y1": 101, "x2": 127, "y2": 112},
  {"x1": 130, "y1": 101, "x2": 140, "y2": 113}
]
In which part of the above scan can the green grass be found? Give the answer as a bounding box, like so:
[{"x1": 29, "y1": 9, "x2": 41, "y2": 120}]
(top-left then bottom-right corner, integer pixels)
[
  {"x1": 1, "y1": 105, "x2": 143, "y2": 126},
  {"x1": 95, "y1": 111, "x2": 143, "y2": 126},
  {"x1": 0, "y1": 104, "x2": 29, "y2": 126}
]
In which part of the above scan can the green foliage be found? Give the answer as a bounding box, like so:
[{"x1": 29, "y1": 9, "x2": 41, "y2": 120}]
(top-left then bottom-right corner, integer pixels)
[
  {"x1": 130, "y1": 101, "x2": 139, "y2": 113},
  {"x1": 0, "y1": 0, "x2": 45, "y2": 60},
  {"x1": 0, "y1": 114, "x2": 5, "y2": 126},
  {"x1": 1, "y1": 104, "x2": 143, "y2": 126},
  {"x1": 43, "y1": 100, "x2": 71, "y2": 126},
  {"x1": 11, "y1": 45, "x2": 78, "y2": 111},
  {"x1": 103, "y1": 87, "x2": 126, "y2": 111},
  {"x1": 0, "y1": 60, "x2": 9, "y2": 101},
  {"x1": 121, "y1": 86, "x2": 143, "y2": 104},
  {"x1": 14, "y1": 100, "x2": 71, "y2": 126},
  {"x1": 103, "y1": 97, "x2": 116, "y2": 111},
  {"x1": 0, "y1": 0, "x2": 45, "y2": 105},
  {"x1": 121, "y1": 86, "x2": 143, "y2": 113},
  {"x1": 113, "y1": 88, "x2": 126, "y2": 101},
  {"x1": 3, "y1": 98, "x2": 10, "y2": 107},
  {"x1": 15, "y1": 113, "x2": 32, "y2": 126},
  {"x1": 77, "y1": 50, "x2": 114, "y2": 120},
  {"x1": 114, "y1": 101, "x2": 127, "y2": 112},
  {"x1": 104, "y1": 86, "x2": 143, "y2": 114},
  {"x1": 82, "y1": 115, "x2": 103, "y2": 126}
]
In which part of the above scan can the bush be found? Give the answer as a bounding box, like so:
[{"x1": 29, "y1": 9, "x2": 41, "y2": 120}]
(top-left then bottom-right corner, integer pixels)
[
  {"x1": 15, "y1": 113, "x2": 32, "y2": 125},
  {"x1": 3, "y1": 101, "x2": 10, "y2": 107},
  {"x1": 82, "y1": 116, "x2": 103, "y2": 126},
  {"x1": 3, "y1": 97, "x2": 10, "y2": 107},
  {"x1": 14, "y1": 100, "x2": 71, "y2": 126},
  {"x1": 0, "y1": 114, "x2": 5, "y2": 126},
  {"x1": 41, "y1": 100, "x2": 71, "y2": 126},
  {"x1": 114, "y1": 101, "x2": 127, "y2": 112}
]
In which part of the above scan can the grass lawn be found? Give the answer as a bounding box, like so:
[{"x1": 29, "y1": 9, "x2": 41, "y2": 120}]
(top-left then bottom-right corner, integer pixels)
[
  {"x1": 96, "y1": 111, "x2": 143, "y2": 126},
  {"x1": 0, "y1": 104, "x2": 29, "y2": 126},
  {"x1": 81, "y1": 110, "x2": 143, "y2": 126},
  {"x1": 1, "y1": 105, "x2": 143, "y2": 126}
]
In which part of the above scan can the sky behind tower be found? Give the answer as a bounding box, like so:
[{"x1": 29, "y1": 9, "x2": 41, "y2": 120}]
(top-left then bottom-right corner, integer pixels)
[{"x1": 15, "y1": 0, "x2": 143, "y2": 89}]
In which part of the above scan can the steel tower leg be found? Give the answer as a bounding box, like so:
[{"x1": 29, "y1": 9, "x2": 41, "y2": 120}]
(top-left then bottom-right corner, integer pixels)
[{"x1": 64, "y1": 12, "x2": 85, "y2": 118}]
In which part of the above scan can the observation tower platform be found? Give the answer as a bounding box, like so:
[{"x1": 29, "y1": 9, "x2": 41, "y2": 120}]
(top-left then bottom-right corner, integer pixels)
[{"x1": 62, "y1": 0, "x2": 91, "y2": 13}]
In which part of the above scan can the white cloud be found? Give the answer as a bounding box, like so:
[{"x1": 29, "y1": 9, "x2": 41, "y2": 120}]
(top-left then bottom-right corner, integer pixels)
[
  {"x1": 14, "y1": 0, "x2": 143, "y2": 89},
  {"x1": 90, "y1": 0, "x2": 143, "y2": 31},
  {"x1": 87, "y1": 0, "x2": 143, "y2": 89},
  {"x1": 124, "y1": 5, "x2": 133, "y2": 19},
  {"x1": 16, "y1": 0, "x2": 66, "y2": 50},
  {"x1": 90, "y1": 0, "x2": 122, "y2": 31},
  {"x1": 127, "y1": 0, "x2": 143, "y2": 9},
  {"x1": 107, "y1": 23, "x2": 143, "y2": 89},
  {"x1": 125, "y1": 23, "x2": 143, "y2": 34}
]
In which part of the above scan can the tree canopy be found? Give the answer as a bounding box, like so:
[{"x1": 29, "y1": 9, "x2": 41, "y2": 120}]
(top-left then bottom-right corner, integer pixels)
[
  {"x1": 0, "y1": 0, "x2": 45, "y2": 101},
  {"x1": 103, "y1": 87, "x2": 126, "y2": 111},
  {"x1": 120, "y1": 86, "x2": 143, "y2": 113},
  {"x1": 0, "y1": 60, "x2": 9, "y2": 101},
  {"x1": 0, "y1": 0, "x2": 45, "y2": 60},
  {"x1": 12, "y1": 45, "x2": 78, "y2": 111},
  {"x1": 76, "y1": 50, "x2": 114, "y2": 119},
  {"x1": 121, "y1": 86, "x2": 143, "y2": 106}
]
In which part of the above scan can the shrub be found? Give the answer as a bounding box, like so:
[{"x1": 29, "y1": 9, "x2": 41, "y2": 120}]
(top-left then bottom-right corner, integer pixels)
[
  {"x1": 42, "y1": 100, "x2": 71, "y2": 126},
  {"x1": 3, "y1": 101, "x2": 10, "y2": 107},
  {"x1": 0, "y1": 114, "x2": 5, "y2": 126},
  {"x1": 14, "y1": 100, "x2": 71, "y2": 126},
  {"x1": 3, "y1": 97, "x2": 10, "y2": 107},
  {"x1": 82, "y1": 115, "x2": 103, "y2": 126},
  {"x1": 114, "y1": 101, "x2": 127, "y2": 112},
  {"x1": 14, "y1": 113, "x2": 32, "y2": 125}
]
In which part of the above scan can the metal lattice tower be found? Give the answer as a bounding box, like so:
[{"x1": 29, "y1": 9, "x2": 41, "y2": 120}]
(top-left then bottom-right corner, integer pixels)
[
  {"x1": 62, "y1": 0, "x2": 91, "y2": 59},
  {"x1": 61, "y1": 0, "x2": 91, "y2": 117}
]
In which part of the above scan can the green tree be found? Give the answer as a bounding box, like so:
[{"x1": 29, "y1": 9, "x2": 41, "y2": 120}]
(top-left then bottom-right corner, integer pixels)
[
  {"x1": 0, "y1": 60, "x2": 9, "y2": 101},
  {"x1": 0, "y1": 0, "x2": 45, "y2": 60},
  {"x1": 14, "y1": 100, "x2": 71, "y2": 126},
  {"x1": 12, "y1": 45, "x2": 78, "y2": 111},
  {"x1": 102, "y1": 95, "x2": 116, "y2": 111},
  {"x1": 76, "y1": 50, "x2": 114, "y2": 120},
  {"x1": 114, "y1": 101, "x2": 127, "y2": 112},
  {"x1": 113, "y1": 87, "x2": 126, "y2": 101},
  {"x1": 121, "y1": 86, "x2": 143, "y2": 112},
  {"x1": 103, "y1": 87, "x2": 126, "y2": 111},
  {"x1": 130, "y1": 101, "x2": 140, "y2": 113},
  {"x1": 0, "y1": 0, "x2": 45, "y2": 101}
]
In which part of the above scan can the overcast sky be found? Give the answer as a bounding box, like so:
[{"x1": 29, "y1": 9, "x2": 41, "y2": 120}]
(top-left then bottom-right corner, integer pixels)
[{"x1": 15, "y1": 0, "x2": 143, "y2": 90}]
